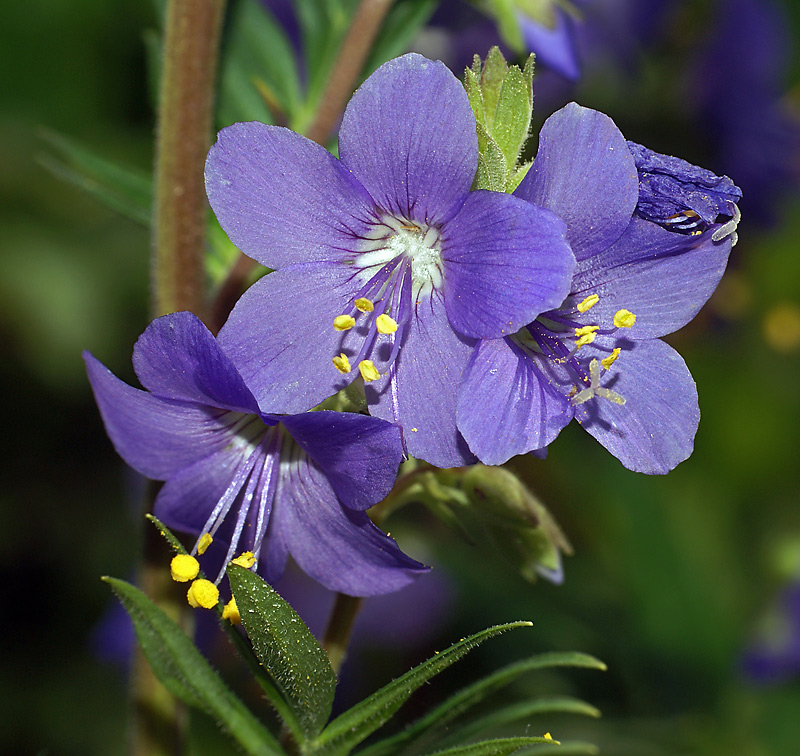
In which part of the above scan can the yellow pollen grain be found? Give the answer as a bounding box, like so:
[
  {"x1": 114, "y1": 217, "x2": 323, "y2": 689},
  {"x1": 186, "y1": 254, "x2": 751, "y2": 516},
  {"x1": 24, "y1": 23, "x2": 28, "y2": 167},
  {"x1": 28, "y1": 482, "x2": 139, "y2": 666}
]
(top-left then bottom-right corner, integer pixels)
[
  {"x1": 542, "y1": 733, "x2": 560, "y2": 744},
  {"x1": 197, "y1": 533, "x2": 213, "y2": 555},
  {"x1": 577, "y1": 293, "x2": 600, "y2": 313},
  {"x1": 358, "y1": 360, "x2": 381, "y2": 382},
  {"x1": 222, "y1": 598, "x2": 241, "y2": 625},
  {"x1": 332, "y1": 353, "x2": 351, "y2": 373},
  {"x1": 231, "y1": 551, "x2": 256, "y2": 569},
  {"x1": 170, "y1": 554, "x2": 199, "y2": 583},
  {"x1": 354, "y1": 298, "x2": 374, "y2": 313},
  {"x1": 333, "y1": 314, "x2": 356, "y2": 331},
  {"x1": 187, "y1": 579, "x2": 219, "y2": 609},
  {"x1": 601, "y1": 347, "x2": 622, "y2": 370},
  {"x1": 376, "y1": 314, "x2": 398, "y2": 334},
  {"x1": 614, "y1": 309, "x2": 636, "y2": 328}
]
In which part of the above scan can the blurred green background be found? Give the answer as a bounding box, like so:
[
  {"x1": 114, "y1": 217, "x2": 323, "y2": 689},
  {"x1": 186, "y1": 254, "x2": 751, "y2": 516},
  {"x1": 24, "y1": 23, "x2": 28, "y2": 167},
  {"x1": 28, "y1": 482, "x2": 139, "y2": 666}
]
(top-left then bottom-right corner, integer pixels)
[{"x1": 2, "y1": 1, "x2": 799, "y2": 754}]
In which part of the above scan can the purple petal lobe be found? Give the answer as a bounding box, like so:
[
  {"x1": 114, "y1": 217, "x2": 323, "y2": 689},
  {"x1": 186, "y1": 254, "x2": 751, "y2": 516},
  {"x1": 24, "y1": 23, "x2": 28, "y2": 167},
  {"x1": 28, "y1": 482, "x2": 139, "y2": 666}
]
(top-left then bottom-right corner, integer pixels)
[
  {"x1": 132, "y1": 311, "x2": 259, "y2": 413},
  {"x1": 574, "y1": 338, "x2": 699, "y2": 474},
  {"x1": 443, "y1": 191, "x2": 574, "y2": 339},
  {"x1": 218, "y1": 264, "x2": 357, "y2": 413},
  {"x1": 366, "y1": 293, "x2": 477, "y2": 468},
  {"x1": 457, "y1": 338, "x2": 573, "y2": 465},
  {"x1": 518, "y1": 10, "x2": 581, "y2": 81},
  {"x1": 338, "y1": 53, "x2": 478, "y2": 225},
  {"x1": 205, "y1": 122, "x2": 375, "y2": 269},
  {"x1": 280, "y1": 411, "x2": 403, "y2": 511},
  {"x1": 277, "y1": 452, "x2": 427, "y2": 596},
  {"x1": 570, "y1": 217, "x2": 733, "y2": 339},
  {"x1": 515, "y1": 103, "x2": 638, "y2": 261},
  {"x1": 85, "y1": 353, "x2": 240, "y2": 479}
]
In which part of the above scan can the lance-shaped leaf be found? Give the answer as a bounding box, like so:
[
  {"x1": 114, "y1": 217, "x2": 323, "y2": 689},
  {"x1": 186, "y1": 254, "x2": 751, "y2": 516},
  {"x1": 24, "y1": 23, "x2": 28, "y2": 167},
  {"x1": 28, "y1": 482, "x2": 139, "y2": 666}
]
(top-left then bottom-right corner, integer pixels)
[
  {"x1": 419, "y1": 736, "x2": 568, "y2": 755},
  {"x1": 103, "y1": 577, "x2": 284, "y2": 756},
  {"x1": 360, "y1": 651, "x2": 604, "y2": 756},
  {"x1": 308, "y1": 622, "x2": 534, "y2": 756},
  {"x1": 227, "y1": 564, "x2": 337, "y2": 741},
  {"x1": 39, "y1": 130, "x2": 153, "y2": 225}
]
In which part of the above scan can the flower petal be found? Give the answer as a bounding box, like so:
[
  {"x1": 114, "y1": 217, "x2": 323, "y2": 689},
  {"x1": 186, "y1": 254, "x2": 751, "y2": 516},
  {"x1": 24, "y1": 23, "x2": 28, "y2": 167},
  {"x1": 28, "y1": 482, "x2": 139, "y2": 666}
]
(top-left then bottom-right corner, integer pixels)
[
  {"x1": 366, "y1": 292, "x2": 477, "y2": 468},
  {"x1": 205, "y1": 122, "x2": 375, "y2": 269},
  {"x1": 569, "y1": 217, "x2": 733, "y2": 338},
  {"x1": 132, "y1": 311, "x2": 260, "y2": 413},
  {"x1": 85, "y1": 353, "x2": 240, "y2": 479},
  {"x1": 518, "y1": 10, "x2": 581, "y2": 81},
  {"x1": 442, "y1": 190, "x2": 574, "y2": 339},
  {"x1": 277, "y1": 451, "x2": 428, "y2": 596},
  {"x1": 457, "y1": 338, "x2": 573, "y2": 465},
  {"x1": 515, "y1": 103, "x2": 638, "y2": 261},
  {"x1": 574, "y1": 337, "x2": 699, "y2": 474},
  {"x1": 280, "y1": 411, "x2": 403, "y2": 511},
  {"x1": 217, "y1": 264, "x2": 358, "y2": 414},
  {"x1": 338, "y1": 53, "x2": 477, "y2": 225}
]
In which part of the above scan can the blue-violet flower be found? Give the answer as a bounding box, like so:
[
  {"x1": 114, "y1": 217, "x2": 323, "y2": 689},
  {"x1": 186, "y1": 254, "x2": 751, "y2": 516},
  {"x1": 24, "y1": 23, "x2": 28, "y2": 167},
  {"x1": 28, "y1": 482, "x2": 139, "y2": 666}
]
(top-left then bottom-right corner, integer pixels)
[
  {"x1": 457, "y1": 103, "x2": 741, "y2": 474},
  {"x1": 85, "y1": 312, "x2": 426, "y2": 596},
  {"x1": 204, "y1": 53, "x2": 575, "y2": 468}
]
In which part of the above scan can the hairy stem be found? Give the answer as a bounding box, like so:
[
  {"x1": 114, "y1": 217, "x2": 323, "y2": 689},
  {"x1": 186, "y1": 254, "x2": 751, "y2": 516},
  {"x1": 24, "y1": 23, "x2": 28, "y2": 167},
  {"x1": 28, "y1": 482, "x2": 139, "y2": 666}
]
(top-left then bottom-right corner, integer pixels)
[{"x1": 152, "y1": 0, "x2": 226, "y2": 320}]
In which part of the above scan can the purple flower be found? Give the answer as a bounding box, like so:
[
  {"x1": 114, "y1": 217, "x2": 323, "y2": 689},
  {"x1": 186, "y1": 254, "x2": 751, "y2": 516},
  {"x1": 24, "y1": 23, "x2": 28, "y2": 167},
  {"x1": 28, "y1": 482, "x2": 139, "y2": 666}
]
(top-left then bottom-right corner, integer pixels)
[
  {"x1": 457, "y1": 103, "x2": 740, "y2": 474},
  {"x1": 85, "y1": 311, "x2": 426, "y2": 596},
  {"x1": 205, "y1": 53, "x2": 575, "y2": 468},
  {"x1": 517, "y1": 5, "x2": 581, "y2": 81}
]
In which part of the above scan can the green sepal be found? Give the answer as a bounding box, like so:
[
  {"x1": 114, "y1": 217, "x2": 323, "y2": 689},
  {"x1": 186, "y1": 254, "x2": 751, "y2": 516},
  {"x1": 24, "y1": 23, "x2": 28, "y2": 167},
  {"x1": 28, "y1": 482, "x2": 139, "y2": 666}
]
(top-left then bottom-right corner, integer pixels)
[
  {"x1": 102, "y1": 577, "x2": 285, "y2": 756},
  {"x1": 227, "y1": 564, "x2": 337, "y2": 741},
  {"x1": 359, "y1": 651, "x2": 604, "y2": 756},
  {"x1": 466, "y1": 49, "x2": 534, "y2": 194},
  {"x1": 308, "y1": 622, "x2": 534, "y2": 756},
  {"x1": 38, "y1": 130, "x2": 152, "y2": 225}
]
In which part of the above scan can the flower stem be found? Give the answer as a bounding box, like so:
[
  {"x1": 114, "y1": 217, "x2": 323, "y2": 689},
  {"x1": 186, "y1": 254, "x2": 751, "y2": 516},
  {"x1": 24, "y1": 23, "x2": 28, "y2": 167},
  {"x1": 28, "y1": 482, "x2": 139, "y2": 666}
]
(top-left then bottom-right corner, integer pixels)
[
  {"x1": 323, "y1": 594, "x2": 365, "y2": 674},
  {"x1": 152, "y1": 0, "x2": 226, "y2": 320}
]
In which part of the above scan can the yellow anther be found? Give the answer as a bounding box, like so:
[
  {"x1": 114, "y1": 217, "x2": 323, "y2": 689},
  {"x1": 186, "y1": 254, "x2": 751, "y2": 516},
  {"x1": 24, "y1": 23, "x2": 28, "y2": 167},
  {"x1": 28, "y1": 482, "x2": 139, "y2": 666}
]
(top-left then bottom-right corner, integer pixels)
[
  {"x1": 613, "y1": 308, "x2": 636, "y2": 328},
  {"x1": 577, "y1": 293, "x2": 600, "y2": 313},
  {"x1": 333, "y1": 314, "x2": 356, "y2": 331},
  {"x1": 575, "y1": 332, "x2": 597, "y2": 348},
  {"x1": 542, "y1": 733, "x2": 560, "y2": 744},
  {"x1": 332, "y1": 353, "x2": 351, "y2": 374},
  {"x1": 574, "y1": 324, "x2": 599, "y2": 337},
  {"x1": 358, "y1": 360, "x2": 381, "y2": 382},
  {"x1": 170, "y1": 554, "x2": 199, "y2": 583},
  {"x1": 187, "y1": 579, "x2": 219, "y2": 609},
  {"x1": 231, "y1": 551, "x2": 256, "y2": 569},
  {"x1": 222, "y1": 598, "x2": 241, "y2": 625},
  {"x1": 600, "y1": 347, "x2": 622, "y2": 370},
  {"x1": 376, "y1": 314, "x2": 398, "y2": 334},
  {"x1": 197, "y1": 533, "x2": 213, "y2": 555},
  {"x1": 354, "y1": 298, "x2": 374, "y2": 313}
]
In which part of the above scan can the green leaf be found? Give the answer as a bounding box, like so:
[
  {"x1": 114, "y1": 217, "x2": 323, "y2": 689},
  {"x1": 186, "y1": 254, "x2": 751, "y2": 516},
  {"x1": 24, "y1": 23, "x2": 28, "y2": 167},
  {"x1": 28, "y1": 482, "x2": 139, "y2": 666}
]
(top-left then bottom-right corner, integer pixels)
[
  {"x1": 227, "y1": 564, "x2": 336, "y2": 741},
  {"x1": 308, "y1": 622, "x2": 534, "y2": 756},
  {"x1": 103, "y1": 577, "x2": 284, "y2": 756},
  {"x1": 360, "y1": 652, "x2": 604, "y2": 756},
  {"x1": 472, "y1": 137, "x2": 508, "y2": 192},
  {"x1": 366, "y1": 0, "x2": 438, "y2": 74},
  {"x1": 218, "y1": 0, "x2": 302, "y2": 126},
  {"x1": 421, "y1": 736, "x2": 562, "y2": 755},
  {"x1": 39, "y1": 130, "x2": 152, "y2": 225}
]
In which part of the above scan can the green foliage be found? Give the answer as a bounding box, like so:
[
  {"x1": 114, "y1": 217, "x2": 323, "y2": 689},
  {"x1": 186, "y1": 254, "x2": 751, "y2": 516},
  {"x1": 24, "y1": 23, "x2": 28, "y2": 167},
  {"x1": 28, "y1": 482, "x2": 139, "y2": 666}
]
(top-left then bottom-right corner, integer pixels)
[
  {"x1": 465, "y1": 48, "x2": 535, "y2": 193},
  {"x1": 228, "y1": 563, "x2": 337, "y2": 741},
  {"x1": 38, "y1": 130, "x2": 152, "y2": 225},
  {"x1": 102, "y1": 577, "x2": 284, "y2": 756}
]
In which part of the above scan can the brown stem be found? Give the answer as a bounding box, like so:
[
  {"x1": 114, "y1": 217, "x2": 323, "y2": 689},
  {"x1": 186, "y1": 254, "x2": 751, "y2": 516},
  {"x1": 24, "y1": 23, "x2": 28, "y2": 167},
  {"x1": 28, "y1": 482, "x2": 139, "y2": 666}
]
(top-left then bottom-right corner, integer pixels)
[
  {"x1": 305, "y1": 0, "x2": 396, "y2": 145},
  {"x1": 323, "y1": 594, "x2": 365, "y2": 674},
  {"x1": 152, "y1": 0, "x2": 227, "y2": 320}
]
